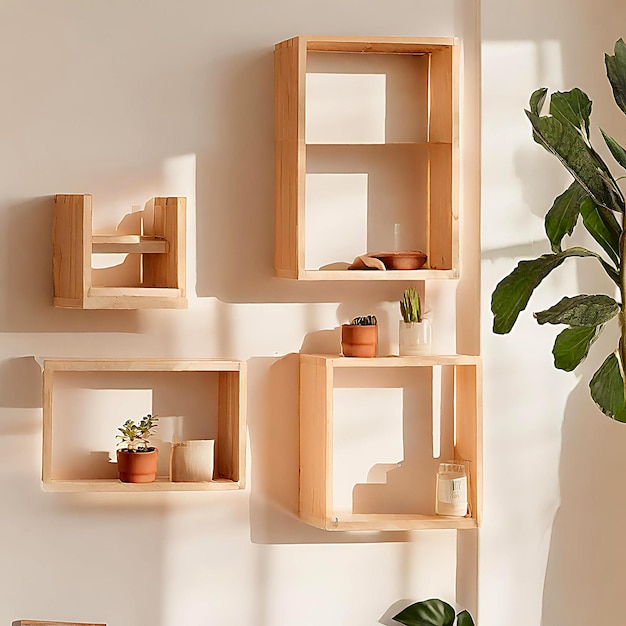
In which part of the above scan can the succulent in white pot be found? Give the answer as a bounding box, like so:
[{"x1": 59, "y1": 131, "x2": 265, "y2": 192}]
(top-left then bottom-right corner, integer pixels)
[{"x1": 399, "y1": 287, "x2": 431, "y2": 356}]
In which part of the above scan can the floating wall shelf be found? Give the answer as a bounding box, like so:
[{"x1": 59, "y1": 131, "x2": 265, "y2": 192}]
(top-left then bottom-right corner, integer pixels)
[
  {"x1": 53, "y1": 194, "x2": 187, "y2": 309},
  {"x1": 41, "y1": 359, "x2": 246, "y2": 492},
  {"x1": 274, "y1": 36, "x2": 459, "y2": 280},
  {"x1": 299, "y1": 354, "x2": 482, "y2": 531}
]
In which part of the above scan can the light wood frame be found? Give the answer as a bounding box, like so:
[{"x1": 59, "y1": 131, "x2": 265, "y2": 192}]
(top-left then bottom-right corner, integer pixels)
[
  {"x1": 274, "y1": 36, "x2": 460, "y2": 280},
  {"x1": 299, "y1": 354, "x2": 482, "y2": 531},
  {"x1": 53, "y1": 194, "x2": 187, "y2": 309},
  {"x1": 18, "y1": 622, "x2": 106, "y2": 626},
  {"x1": 41, "y1": 359, "x2": 247, "y2": 492}
]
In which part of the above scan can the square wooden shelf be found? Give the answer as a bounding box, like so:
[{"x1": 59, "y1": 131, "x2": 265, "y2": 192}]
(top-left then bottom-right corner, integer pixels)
[
  {"x1": 41, "y1": 359, "x2": 246, "y2": 492},
  {"x1": 299, "y1": 354, "x2": 482, "y2": 531},
  {"x1": 274, "y1": 36, "x2": 459, "y2": 280},
  {"x1": 53, "y1": 194, "x2": 187, "y2": 309}
]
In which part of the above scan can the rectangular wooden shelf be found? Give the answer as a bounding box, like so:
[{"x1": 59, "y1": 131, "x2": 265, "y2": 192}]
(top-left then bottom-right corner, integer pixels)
[
  {"x1": 42, "y1": 477, "x2": 241, "y2": 493},
  {"x1": 274, "y1": 36, "x2": 459, "y2": 280},
  {"x1": 91, "y1": 234, "x2": 169, "y2": 254},
  {"x1": 300, "y1": 512, "x2": 478, "y2": 532},
  {"x1": 279, "y1": 269, "x2": 459, "y2": 281},
  {"x1": 41, "y1": 359, "x2": 247, "y2": 492},
  {"x1": 299, "y1": 353, "x2": 482, "y2": 531},
  {"x1": 54, "y1": 194, "x2": 187, "y2": 309}
]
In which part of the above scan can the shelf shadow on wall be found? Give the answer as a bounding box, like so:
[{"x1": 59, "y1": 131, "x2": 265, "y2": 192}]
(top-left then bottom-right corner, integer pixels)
[
  {"x1": 249, "y1": 353, "x2": 433, "y2": 544},
  {"x1": 194, "y1": 48, "x2": 412, "y2": 305},
  {"x1": 1, "y1": 196, "x2": 142, "y2": 333},
  {"x1": 0, "y1": 357, "x2": 42, "y2": 410}
]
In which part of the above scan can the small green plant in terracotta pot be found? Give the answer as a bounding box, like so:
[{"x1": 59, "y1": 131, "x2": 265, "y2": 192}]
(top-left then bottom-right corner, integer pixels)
[
  {"x1": 116, "y1": 413, "x2": 159, "y2": 483},
  {"x1": 399, "y1": 286, "x2": 431, "y2": 355},
  {"x1": 341, "y1": 315, "x2": 378, "y2": 358}
]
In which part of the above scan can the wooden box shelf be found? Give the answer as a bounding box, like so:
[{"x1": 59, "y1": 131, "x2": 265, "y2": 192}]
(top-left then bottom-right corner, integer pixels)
[
  {"x1": 41, "y1": 359, "x2": 246, "y2": 492},
  {"x1": 53, "y1": 194, "x2": 187, "y2": 309},
  {"x1": 274, "y1": 36, "x2": 459, "y2": 280},
  {"x1": 299, "y1": 354, "x2": 481, "y2": 531}
]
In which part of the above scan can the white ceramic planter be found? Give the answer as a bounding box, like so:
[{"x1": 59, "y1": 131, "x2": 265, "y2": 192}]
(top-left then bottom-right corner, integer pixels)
[
  {"x1": 399, "y1": 319, "x2": 431, "y2": 356},
  {"x1": 170, "y1": 439, "x2": 215, "y2": 482}
]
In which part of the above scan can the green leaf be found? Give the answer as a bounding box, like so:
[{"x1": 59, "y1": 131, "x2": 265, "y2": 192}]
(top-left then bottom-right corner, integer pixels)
[
  {"x1": 535, "y1": 295, "x2": 619, "y2": 326},
  {"x1": 580, "y1": 197, "x2": 621, "y2": 265},
  {"x1": 526, "y1": 110, "x2": 624, "y2": 212},
  {"x1": 605, "y1": 38, "x2": 626, "y2": 115},
  {"x1": 492, "y1": 247, "x2": 605, "y2": 335},
  {"x1": 601, "y1": 129, "x2": 626, "y2": 169},
  {"x1": 549, "y1": 88, "x2": 592, "y2": 137},
  {"x1": 393, "y1": 600, "x2": 456, "y2": 626},
  {"x1": 530, "y1": 88, "x2": 548, "y2": 115},
  {"x1": 545, "y1": 181, "x2": 586, "y2": 252},
  {"x1": 456, "y1": 611, "x2": 475, "y2": 626},
  {"x1": 552, "y1": 325, "x2": 603, "y2": 371},
  {"x1": 589, "y1": 353, "x2": 626, "y2": 421}
]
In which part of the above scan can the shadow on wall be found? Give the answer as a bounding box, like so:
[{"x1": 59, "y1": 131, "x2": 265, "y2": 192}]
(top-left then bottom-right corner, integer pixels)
[
  {"x1": 194, "y1": 47, "x2": 415, "y2": 305},
  {"x1": 1, "y1": 196, "x2": 141, "y2": 333},
  {"x1": 540, "y1": 224, "x2": 626, "y2": 624},
  {"x1": 0, "y1": 357, "x2": 42, "y2": 410}
]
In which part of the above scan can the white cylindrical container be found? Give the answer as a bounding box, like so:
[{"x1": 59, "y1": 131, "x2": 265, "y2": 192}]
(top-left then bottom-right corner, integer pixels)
[
  {"x1": 436, "y1": 461, "x2": 468, "y2": 516},
  {"x1": 170, "y1": 440, "x2": 215, "y2": 482},
  {"x1": 399, "y1": 319, "x2": 431, "y2": 356}
]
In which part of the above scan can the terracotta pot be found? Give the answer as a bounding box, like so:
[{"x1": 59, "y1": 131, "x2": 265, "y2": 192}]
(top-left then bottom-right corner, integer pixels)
[
  {"x1": 117, "y1": 448, "x2": 158, "y2": 483},
  {"x1": 369, "y1": 250, "x2": 427, "y2": 270},
  {"x1": 341, "y1": 324, "x2": 378, "y2": 358}
]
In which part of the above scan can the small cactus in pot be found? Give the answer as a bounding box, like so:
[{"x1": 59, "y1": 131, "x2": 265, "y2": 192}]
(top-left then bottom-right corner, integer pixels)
[{"x1": 341, "y1": 315, "x2": 378, "y2": 358}]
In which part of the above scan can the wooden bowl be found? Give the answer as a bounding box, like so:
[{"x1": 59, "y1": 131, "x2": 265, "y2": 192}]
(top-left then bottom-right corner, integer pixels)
[{"x1": 368, "y1": 250, "x2": 427, "y2": 270}]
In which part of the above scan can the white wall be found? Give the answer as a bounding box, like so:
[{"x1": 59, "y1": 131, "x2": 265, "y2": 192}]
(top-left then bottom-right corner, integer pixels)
[
  {"x1": 0, "y1": 1, "x2": 480, "y2": 625},
  {"x1": 481, "y1": 1, "x2": 626, "y2": 625}
]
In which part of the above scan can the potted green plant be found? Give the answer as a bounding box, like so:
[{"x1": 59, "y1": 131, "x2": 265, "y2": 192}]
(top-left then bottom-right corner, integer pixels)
[
  {"x1": 399, "y1": 286, "x2": 431, "y2": 355},
  {"x1": 116, "y1": 413, "x2": 159, "y2": 483},
  {"x1": 341, "y1": 315, "x2": 378, "y2": 357},
  {"x1": 393, "y1": 598, "x2": 474, "y2": 626},
  {"x1": 491, "y1": 38, "x2": 626, "y2": 420}
]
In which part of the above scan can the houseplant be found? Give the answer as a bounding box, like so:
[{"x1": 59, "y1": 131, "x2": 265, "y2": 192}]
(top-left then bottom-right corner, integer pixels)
[
  {"x1": 491, "y1": 38, "x2": 626, "y2": 421},
  {"x1": 341, "y1": 315, "x2": 378, "y2": 357},
  {"x1": 116, "y1": 413, "x2": 159, "y2": 483},
  {"x1": 393, "y1": 598, "x2": 474, "y2": 626},
  {"x1": 399, "y1": 286, "x2": 431, "y2": 355}
]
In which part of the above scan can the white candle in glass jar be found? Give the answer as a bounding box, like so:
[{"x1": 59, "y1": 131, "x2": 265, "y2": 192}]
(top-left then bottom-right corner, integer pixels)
[{"x1": 436, "y1": 462, "x2": 468, "y2": 516}]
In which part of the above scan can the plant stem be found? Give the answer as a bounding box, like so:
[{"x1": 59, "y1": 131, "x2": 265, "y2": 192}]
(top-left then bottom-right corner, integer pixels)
[{"x1": 619, "y1": 232, "x2": 626, "y2": 388}]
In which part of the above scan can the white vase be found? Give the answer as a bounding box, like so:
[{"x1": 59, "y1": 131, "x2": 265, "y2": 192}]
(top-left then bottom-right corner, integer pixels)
[
  {"x1": 399, "y1": 319, "x2": 431, "y2": 356},
  {"x1": 170, "y1": 440, "x2": 215, "y2": 482}
]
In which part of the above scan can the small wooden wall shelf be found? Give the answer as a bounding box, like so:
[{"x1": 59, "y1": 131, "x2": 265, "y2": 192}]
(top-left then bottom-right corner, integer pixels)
[
  {"x1": 299, "y1": 354, "x2": 482, "y2": 531},
  {"x1": 274, "y1": 36, "x2": 459, "y2": 280},
  {"x1": 41, "y1": 359, "x2": 246, "y2": 492},
  {"x1": 53, "y1": 194, "x2": 187, "y2": 309}
]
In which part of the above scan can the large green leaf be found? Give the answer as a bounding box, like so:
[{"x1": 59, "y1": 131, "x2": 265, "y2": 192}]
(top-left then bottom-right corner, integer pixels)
[
  {"x1": 580, "y1": 197, "x2": 621, "y2": 266},
  {"x1": 552, "y1": 325, "x2": 604, "y2": 371},
  {"x1": 492, "y1": 247, "x2": 609, "y2": 334},
  {"x1": 393, "y1": 600, "x2": 456, "y2": 626},
  {"x1": 545, "y1": 181, "x2": 586, "y2": 252},
  {"x1": 605, "y1": 38, "x2": 626, "y2": 115},
  {"x1": 456, "y1": 611, "x2": 475, "y2": 626},
  {"x1": 589, "y1": 353, "x2": 626, "y2": 421},
  {"x1": 601, "y1": 129, "x2": 626, "y2": 169},
  {"x1": 530, "y1": 87, "x2": 548, "y2": 115},
  {"x1": 549, "y1": 88, "x2": 592, "y2": 137},
  {"x1": 526, "y1": 110, "x2": 624, "y2": 212},
  {"x1": 535, "y1": 295, "x2": 620, "y2": 326}
]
